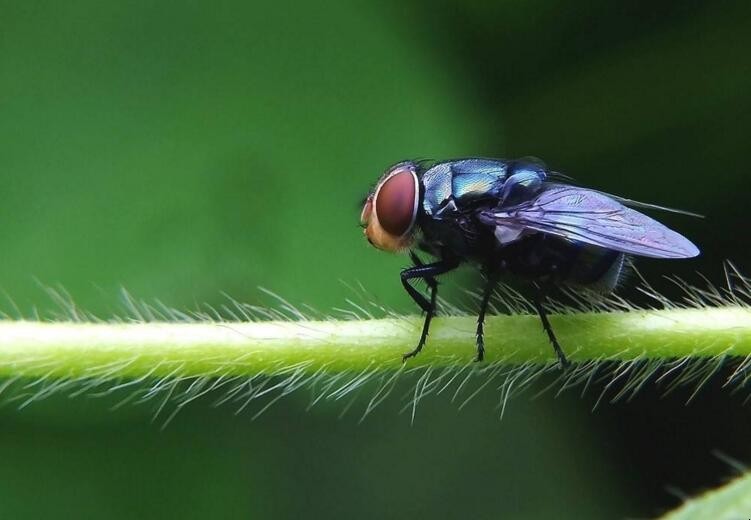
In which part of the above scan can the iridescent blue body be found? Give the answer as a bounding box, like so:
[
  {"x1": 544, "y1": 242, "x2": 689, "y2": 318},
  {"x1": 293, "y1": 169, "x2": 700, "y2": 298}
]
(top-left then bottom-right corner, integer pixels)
[
  {"x1": 361, "y1": 157, "x2": 698, "y2": 364},
  {"x1": 416, "y1": 157, "x2": 625, "y2": 291}
]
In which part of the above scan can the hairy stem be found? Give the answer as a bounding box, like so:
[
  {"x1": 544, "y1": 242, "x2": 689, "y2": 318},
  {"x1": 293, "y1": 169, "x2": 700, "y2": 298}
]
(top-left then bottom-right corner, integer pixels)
[{"x1": 0, "y1": 307, "x2": 750, "y2": 379}]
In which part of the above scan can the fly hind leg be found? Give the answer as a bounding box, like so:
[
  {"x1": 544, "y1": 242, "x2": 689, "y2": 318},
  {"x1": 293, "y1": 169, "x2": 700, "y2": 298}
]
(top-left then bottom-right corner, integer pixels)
[{"x1": 532, "y1": 289, "x2": 571, "y2": 369}]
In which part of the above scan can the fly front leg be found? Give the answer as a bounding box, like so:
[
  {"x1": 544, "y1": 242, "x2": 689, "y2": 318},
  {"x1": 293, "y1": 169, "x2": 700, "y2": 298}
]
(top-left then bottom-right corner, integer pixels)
[
  {"x1": 400, "y1": 253, "x2": 459, "y2": 361},
  {"x1": 532, "y1": 288, "x2": 570, "y2": 369}
]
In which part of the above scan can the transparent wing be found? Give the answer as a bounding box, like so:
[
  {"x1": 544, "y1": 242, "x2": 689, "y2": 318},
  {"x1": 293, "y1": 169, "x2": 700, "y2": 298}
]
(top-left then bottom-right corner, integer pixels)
[{"x1": 483, "y1": 184, "x2": 700, "y2": 258}]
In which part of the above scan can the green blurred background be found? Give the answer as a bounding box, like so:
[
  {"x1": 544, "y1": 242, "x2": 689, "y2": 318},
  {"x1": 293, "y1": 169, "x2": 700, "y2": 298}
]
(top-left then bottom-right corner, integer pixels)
[{"x1": 1, "y1": 1, "x2": 750, "y2": 518}]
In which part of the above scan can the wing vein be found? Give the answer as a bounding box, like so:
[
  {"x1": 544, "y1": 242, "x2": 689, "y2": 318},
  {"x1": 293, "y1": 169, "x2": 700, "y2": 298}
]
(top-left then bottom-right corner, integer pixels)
[{"x1": 486, "y1": 185, "x2": 699, "y2": 259}]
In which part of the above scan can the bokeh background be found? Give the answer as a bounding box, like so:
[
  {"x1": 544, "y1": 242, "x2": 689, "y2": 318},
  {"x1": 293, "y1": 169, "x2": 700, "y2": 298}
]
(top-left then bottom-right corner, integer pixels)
[{"x1": 1, "y1": 1, "x2": 750, "y2": 518}]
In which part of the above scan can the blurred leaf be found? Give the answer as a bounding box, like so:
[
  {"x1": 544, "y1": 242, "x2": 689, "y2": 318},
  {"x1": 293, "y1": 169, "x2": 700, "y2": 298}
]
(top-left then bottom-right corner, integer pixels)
[
  {"x1": 660, "y1": 471, "x2": 751, "y2": 520},
  {"x1": 0, "y1": 0, "x2": 482, "y2": 314}
]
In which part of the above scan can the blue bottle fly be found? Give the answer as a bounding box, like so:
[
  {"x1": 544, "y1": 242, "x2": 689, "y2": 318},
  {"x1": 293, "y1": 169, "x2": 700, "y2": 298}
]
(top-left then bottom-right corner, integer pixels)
[{"x1": 360, "y1": 157, "x2": 699, "y2": 367}]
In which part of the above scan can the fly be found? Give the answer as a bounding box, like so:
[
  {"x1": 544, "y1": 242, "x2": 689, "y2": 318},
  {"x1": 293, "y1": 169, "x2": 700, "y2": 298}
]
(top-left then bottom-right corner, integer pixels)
[{"x1": 359, "y1": 157, "x2": 700, "y2": 367}]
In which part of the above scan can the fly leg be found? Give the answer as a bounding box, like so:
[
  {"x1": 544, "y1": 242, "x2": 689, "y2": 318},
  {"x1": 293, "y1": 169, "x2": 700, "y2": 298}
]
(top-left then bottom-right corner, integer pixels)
[
  {"x1": 400, "y1": 253, "x2": 459, "y2": 361},
  {"x1": 475, "y1": 270, "x2": 498, "y2": 362},
  {"x1": 532, "y1": 289, "x2": 571, "y2": 369}
]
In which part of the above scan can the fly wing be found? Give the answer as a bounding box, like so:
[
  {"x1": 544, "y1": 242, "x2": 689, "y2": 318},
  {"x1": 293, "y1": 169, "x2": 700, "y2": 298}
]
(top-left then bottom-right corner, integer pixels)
[{"x1": 482, "y1": 184, "x2": 700, "y2": 258}]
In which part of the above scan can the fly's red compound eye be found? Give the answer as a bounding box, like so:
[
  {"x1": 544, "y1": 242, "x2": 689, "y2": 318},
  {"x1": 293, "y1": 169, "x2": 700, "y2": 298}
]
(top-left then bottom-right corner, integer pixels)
[{"x1": 374, "y1": 168, "x2": 418, "y2": 237}]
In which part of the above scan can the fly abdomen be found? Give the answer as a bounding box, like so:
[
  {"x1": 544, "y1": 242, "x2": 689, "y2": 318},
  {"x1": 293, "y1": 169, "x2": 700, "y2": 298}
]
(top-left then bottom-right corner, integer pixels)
[
  {"x1": 498, "y1": 235, "x2": 626, "y2": 292},
  {"x1": 563, "y1": 247, "x2": 626, "y2": 293}
]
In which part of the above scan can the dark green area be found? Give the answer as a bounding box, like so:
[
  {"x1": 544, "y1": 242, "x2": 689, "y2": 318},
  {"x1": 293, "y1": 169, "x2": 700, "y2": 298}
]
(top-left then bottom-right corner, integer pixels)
[{"x1": 0, "y1": 1, "x2": 749, "y2": 518}]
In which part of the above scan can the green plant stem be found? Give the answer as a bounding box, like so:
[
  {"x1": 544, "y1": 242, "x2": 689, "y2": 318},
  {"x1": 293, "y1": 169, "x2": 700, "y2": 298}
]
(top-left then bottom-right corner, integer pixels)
[{"x1": 0, "y1": 307, "x2": 749, "y2": 379}]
